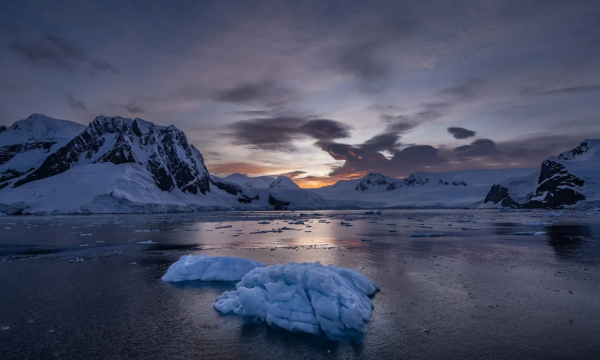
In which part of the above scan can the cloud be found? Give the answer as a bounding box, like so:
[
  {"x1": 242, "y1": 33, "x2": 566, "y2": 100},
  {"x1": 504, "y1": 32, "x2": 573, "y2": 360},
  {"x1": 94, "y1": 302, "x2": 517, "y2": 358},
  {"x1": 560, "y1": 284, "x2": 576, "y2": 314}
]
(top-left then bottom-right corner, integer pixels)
[
  {"x1": 207, "y1": 162, "x2": 281, "y2": 175},
  {"x1": 439, "y1": 78, "x2": 485, "y2": 102},
  {"x1": 454, "y1": 138, "x2": 501, "y2": 157},
  {"x1": 534, "y1": 84, "x2": 600, "y2": 96},
  {"x1": 316, "y1": 131, "x2": 446, "y2": 178},
  {"x1": 10, "y1": 34, "x2": 117, "y2": 74},
  {"x1": 380, "y1": 102, "x2": 450, "y2": 133},
  {"x1": 298, "y1": 119, "x2": 352, "y2": 140},
  {"x1": 211, "y1": 80, "x2": 296, "y2": 107},
  {"x1": 335, "y1": 42, "x2": 389, "y2": 92},
  {"x1": 65, "y1": 93, "x2": 87, "y2": 111},
  {"x1": 225, "y1": 116, "x2": 352, "y2": 151},
  {"x1": 447, "y1": 127, "x2": 476, "y2": 139},
  {"x1": 125, "y1": 103, "x2": 145, "y2": 114},
  {"x1": 276, "y1": 170, "x2": 306, "y2": 178}
]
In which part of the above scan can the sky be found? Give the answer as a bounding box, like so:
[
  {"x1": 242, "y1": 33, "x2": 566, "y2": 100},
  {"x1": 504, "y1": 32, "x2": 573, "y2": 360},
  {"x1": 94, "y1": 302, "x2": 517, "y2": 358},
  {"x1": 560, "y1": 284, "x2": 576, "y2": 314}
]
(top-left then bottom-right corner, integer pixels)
[{"x1": 1, "y1": 0, "x2": 600, "y2": 188}]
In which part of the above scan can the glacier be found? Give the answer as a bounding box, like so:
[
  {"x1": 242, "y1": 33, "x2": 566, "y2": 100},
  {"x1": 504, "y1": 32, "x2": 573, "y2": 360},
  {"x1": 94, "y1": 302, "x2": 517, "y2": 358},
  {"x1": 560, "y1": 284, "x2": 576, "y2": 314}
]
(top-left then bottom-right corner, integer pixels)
[{"x1": 213, "y1": 261, "x2": 380, "y2": 340}]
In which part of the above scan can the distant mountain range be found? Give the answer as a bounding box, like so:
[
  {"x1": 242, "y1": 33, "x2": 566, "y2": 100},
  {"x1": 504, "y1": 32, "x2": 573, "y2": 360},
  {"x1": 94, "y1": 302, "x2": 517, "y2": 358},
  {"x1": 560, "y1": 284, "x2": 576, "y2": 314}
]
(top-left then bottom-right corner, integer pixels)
[{"x1": 0, "y1": 114, "x2": 597, "y2": 214}]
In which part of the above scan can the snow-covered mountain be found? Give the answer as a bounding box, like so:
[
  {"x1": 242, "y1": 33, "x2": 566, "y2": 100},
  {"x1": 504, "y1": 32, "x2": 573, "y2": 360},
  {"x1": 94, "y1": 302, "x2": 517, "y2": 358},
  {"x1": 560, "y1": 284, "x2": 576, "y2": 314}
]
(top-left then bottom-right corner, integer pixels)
[
  {"x1": 0, "y1": 115, "x2": 329, "y2": 214},
  {"x1": 314, "y1": 168, "x2": 537, "y2": 208},
  {"x1": 269, "y1": 175, "x2": 300, "y2": 189},
  {"x1": 482, "y1": 139, "x2": 600, "y2": 209},
  {"x1": 222, "y1": 173, "x2": 300, "y2": 189},
  {"x1": 222, "y1": 173, "x2": 275, "y2": 188},
  {"x1": 12, "y1": 115, "x2": 211, "y2": 195},
  {"x1": 3, "y1": 114, "x2": 598, "y2": 214},
  {"x1": 0, "y1": 114, "x2": 86, "y2": 190}
]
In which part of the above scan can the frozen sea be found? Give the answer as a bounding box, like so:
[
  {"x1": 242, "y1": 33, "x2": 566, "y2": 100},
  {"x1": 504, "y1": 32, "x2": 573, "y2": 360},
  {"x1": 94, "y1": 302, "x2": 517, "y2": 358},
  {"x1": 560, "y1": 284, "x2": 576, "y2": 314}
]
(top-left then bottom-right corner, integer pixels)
[{"x1": 1, "y1": 209, "x2": 599, "y2": 360}]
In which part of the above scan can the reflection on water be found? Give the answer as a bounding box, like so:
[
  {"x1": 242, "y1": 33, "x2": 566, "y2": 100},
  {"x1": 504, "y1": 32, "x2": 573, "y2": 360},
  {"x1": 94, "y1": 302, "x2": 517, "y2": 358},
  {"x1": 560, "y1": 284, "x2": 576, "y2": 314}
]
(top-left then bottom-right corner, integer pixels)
[
  {"x1": 0, "y1": 209, "x2": 599, "y2": 360},
  {"x1": 547, "y1": 224, "x2": 600, "y2": 262}
]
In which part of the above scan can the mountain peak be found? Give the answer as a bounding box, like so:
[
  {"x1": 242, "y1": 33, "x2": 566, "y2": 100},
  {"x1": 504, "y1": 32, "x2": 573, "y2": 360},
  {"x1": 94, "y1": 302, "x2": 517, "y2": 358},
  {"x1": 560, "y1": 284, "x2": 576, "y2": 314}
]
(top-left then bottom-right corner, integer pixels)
[{"x1": 269, "y1": 175, "x2": 300, "y2": 189}]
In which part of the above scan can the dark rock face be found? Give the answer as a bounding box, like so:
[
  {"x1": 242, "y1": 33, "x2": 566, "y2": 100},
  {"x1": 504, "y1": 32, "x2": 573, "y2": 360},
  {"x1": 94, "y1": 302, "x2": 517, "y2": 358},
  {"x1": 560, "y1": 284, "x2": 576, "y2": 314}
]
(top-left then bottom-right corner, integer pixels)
[
  {"x1": 355, "y1": 175, "x2": 391, "y2": 191},
  {"x1": 484, "y1": 184, "x2": 521, "y2": 208},
  {"x1": 269, "y1": 195, "x2": 291, "y2": 210},
  {"x1": 524, "y1": 160, "x2": 585, "y2": 208},
  {"x1": 355, "y1": 173, "x2": 468, "y2": 192},
  {"x1": 0, "y1": 125, "x2": 6, "y2": 135},
  {"x1": 238, "y1": 194, "x2": 259, "y2": 204},
  {"x1": 210, "y1": 179, "x2": 243, "y2": 196},
  {"x1": 14, "y1": 116, "x2": 210, "y2": 195},
  {"x1": 558, "y1": 141, "x2": 590, "y2": 160}
]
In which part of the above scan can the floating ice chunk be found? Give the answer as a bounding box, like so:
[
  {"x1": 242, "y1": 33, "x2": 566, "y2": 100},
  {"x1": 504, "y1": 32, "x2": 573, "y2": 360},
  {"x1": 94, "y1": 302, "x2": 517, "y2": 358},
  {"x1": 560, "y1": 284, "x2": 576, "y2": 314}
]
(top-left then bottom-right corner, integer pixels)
[
  {"x1": 545, "y1": 211, "x2": 567, "y2": 218},
  {"x1": 213, "y1": 262, "x2": 379, "y2": 340},
  {"x1": 79, "y1": 233, "x2": 92, "y2": 236},
  {"x1": 0, "y1": 325, "x2": 9, "y2": 331},
  {"x1": 461, "y1": 227, "x2": 479, "y2": 230},
  {"x1": 518, "y1": 221, "x2": 551, "y2": 227},
  {"x1": 162, "y1": 255, "x2": 265, "y2": 282},
  {"x1": 409, "y1": 233, "x2": 446, "y2": 237},
  {"x1": 69, "y1": 257, "x2": 84, "y2": 263},
  {"x1": 134, "y1": 229, "x2": 151, "y2": 233},
  {"x1": 215, "y1": 225, "x2": 233, "y2": 229},
  {"x1": 137, "y1": 240, "x2": 156, "y2": 244},
  {"x1": 512, "y1": 231, "x2": 547, "y2": 236},
  {"x1": 258, "y1": 221, "x2": 271, "y2": 225}
]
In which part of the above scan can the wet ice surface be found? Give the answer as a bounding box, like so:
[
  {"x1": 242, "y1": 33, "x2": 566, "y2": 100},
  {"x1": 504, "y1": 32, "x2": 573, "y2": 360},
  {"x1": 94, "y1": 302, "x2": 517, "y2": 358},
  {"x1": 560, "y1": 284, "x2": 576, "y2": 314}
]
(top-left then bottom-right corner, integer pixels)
[{"x1": 1, "y1": 209, "x2": 600, "y2": 360}]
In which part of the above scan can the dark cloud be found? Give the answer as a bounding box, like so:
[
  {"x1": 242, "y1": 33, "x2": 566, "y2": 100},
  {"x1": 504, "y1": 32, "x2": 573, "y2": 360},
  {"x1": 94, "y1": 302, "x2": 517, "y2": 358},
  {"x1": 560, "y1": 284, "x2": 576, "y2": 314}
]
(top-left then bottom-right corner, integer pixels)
[
  {"x1": 10, "y1": 34, "x2": 117, "y2": 74},
  {"x1": 212, "y1": 80, "x2": 296, "y2": 107},
  {"x1": 125, "y1": 103, "x2": 144, "y2": 114},
  {"x1": 381, "y1": 102, "x2": 450, "y2": 133},
  {"x1": 335, "y1": 43, "x2": 388, "y2": 92},
  {"x1": 65, "y1": 93, "x2": 87, "y2": 111},
  {"x1": 316, "y1": 131, "x2": 445, "y2": 178},
  {"x1": 299, "y1": 119, "x2": 352, "y2": 140},
  {"x1": 454, "y1": 139, "x2": 501, "y2": 157},
  {"x1": 439, "y1": 78, "x2": 485, "y2": 102},
  {"x1": 447, "y1": 127, "x2": 476, "y2": 139},
  {"x1": 226, "y1": 117, "x2": 352, "y2": 151}
]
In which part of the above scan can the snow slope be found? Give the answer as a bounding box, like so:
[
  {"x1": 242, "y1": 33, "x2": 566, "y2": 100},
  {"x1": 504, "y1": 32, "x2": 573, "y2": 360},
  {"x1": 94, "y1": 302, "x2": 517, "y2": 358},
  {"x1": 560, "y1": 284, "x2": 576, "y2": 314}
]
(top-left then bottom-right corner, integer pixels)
[
  {"x1": 214, "y1": 262, "x2": 379, "y2": 340},
  {"x1": 482, "y1": 139, "x2": 600, "y2": 209},
  {"x1": 0, "y1": 162, "x2": 333, "y2": 214},
  {"x1": 269, "y1": 175, "x2": 300, "y2": 189},
  {"x1": 222, "y1": 173, "x2": 275, "y2": 188},
  {"x1": 0, "y1": 114, "x2": 86, "y2": 189}
]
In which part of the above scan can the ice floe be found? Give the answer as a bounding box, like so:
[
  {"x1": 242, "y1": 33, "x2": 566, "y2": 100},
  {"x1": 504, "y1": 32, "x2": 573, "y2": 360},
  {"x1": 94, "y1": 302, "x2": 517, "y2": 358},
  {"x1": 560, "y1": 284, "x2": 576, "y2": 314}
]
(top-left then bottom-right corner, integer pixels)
[
  {"x1": 161, "y1": 254, "x2": 266, "y2": 282},
  {"x1": 213, "y1": 261, "x2": 379, "y2": 340}
]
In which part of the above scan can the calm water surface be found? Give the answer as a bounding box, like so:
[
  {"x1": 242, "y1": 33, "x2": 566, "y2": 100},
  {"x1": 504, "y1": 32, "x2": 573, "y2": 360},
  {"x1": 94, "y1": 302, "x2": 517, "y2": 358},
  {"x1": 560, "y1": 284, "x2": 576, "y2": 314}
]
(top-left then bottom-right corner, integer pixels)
[{"x1": 1, "y1": 210, "x2": 599, "y2": 360}]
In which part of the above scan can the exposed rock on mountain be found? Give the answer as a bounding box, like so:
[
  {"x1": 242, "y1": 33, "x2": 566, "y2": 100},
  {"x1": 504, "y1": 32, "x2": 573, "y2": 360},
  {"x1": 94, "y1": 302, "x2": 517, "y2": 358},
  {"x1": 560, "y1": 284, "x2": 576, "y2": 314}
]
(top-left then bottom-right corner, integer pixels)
[
  {"x1": 482, "y1": 140, "x2": 600, "y2": 209},
  {"x1": 13, "y1": 116, "x2": 210, "y2": 195}
]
